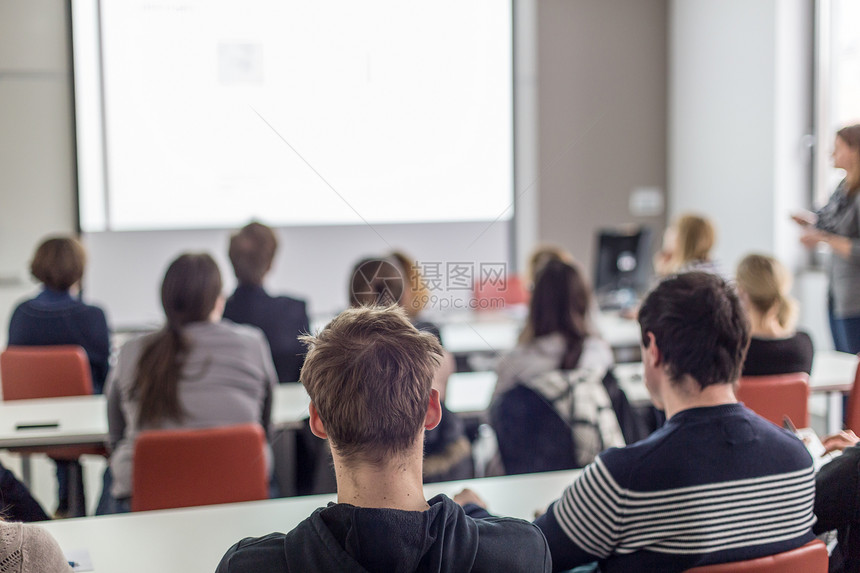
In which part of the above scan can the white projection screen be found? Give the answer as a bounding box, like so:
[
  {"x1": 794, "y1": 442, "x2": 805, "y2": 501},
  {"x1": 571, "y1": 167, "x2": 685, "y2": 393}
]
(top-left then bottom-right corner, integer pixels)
[{"x1": 72, "y1": 0, "x2": 514, "y2": 232}]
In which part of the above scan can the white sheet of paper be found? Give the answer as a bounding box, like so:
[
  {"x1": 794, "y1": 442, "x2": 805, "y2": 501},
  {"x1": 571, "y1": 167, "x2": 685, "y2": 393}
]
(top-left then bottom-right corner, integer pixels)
[{"x1": 65, "y1": 548, "x2": 94, "y2": 572}]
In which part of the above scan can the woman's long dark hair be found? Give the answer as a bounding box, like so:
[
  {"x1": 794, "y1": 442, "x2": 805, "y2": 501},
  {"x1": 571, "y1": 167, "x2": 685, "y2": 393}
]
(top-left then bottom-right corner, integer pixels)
[
  {"x1": 519, "y1": 258, "x2": 592, "y2": 369},
  {"x1": 133, "y1": 253, "x2": 222, "y2": 426}
]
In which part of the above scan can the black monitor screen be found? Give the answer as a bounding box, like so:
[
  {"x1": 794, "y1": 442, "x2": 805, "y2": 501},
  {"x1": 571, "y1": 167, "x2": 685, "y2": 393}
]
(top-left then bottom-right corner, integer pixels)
[{"x1": 593, "y1": 227, "x2": 652, "y2": 309}]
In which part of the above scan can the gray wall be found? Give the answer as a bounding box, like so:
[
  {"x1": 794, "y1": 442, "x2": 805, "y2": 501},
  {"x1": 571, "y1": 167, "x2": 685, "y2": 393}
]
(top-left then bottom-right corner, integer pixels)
[{"x1": 536, "y1": 0, "x2": 669, "y2": 275}]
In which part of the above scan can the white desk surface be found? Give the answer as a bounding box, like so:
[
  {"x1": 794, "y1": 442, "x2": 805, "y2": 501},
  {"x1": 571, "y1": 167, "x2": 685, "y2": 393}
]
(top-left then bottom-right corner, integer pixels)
[
  {"x1": 437, "y1": 311, "x2": 641, "y2": 354},
  {"x1": 614, "y1": 350, "x2": 859, "y2": 406},
  {"x1": 0, "y1": 372, "x2": 494, "y2": 449},
  {"x1": 42, "y1": 469, "x2": 580, "y2": 573}
]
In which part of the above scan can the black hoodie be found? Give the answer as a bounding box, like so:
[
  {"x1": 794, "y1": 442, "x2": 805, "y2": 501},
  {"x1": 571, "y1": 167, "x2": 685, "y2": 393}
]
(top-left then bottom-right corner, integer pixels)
[{"x1": 216, "y1": 494, "x2": 551, "y2": 572}]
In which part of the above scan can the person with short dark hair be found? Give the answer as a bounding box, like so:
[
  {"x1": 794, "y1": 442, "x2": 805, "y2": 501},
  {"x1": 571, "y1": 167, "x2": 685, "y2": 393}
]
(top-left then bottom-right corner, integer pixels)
[
  {"x1": 536, "y1": 272, "x2": 815, "y2": 571},
  {"x1": 216, "y1": 306, "x2": 551, "y2": 573},
  {"x1": 223, "y1": 222, "x2": 309, "y2": 383},
  {"x1": 7, "y1": 235, "x2": 110, "y2": 518},
  {"x1": 465, "y1": 273, "x2": 816, "y2": 572},
  {"x1": 9, "y1": 236, "x2": 109, "y2": 392}
]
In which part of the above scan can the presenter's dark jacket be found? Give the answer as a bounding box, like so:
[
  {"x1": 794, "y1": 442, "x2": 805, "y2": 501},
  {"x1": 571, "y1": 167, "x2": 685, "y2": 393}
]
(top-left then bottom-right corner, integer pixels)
[
  {"x1": 8, "y1": 288, "x2": 110, "y2": 394},
  {"x1": 223, "y1": 284, "x2": 309, "y2": 383},
  {"x1": 216, "y1": 494, "x2": 551, "y2": 572}
]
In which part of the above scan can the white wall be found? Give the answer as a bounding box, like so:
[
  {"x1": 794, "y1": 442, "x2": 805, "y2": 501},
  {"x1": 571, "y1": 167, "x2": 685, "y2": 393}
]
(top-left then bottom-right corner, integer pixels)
[
  {"x1": 669, "y1": 0, "x2": 813, "y2": 272},
  {"x1": 0, "y1": 0, "x2": 78, "y2": 347}
]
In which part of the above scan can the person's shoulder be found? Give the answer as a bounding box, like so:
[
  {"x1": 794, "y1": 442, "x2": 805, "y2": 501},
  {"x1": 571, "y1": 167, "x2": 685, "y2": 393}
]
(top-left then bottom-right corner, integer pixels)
[
  {"x1": 794, "y1": 330, "x2": 814, "y2": 350},
  {"x1": 216, "y1": 532, "x2": 289, "y2": 573},
  {"x1": 18, "y1": 523, "x2": 72, "y2": 573},
  {"x1": 215, "y1": 320, "x2": 269, "y2": 344},
  {"x1": 470, "y1": 514, "x2": 551, "y2": 571}
]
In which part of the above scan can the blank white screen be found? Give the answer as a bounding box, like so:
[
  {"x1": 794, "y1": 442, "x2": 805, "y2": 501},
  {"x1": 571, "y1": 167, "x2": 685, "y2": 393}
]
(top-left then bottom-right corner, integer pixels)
[{"x1": 75, "y1": 0, "x2": 513, "y2": 231}]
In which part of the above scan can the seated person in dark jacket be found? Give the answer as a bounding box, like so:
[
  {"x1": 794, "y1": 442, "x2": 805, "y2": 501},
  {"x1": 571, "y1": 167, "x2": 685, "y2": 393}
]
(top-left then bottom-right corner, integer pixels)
[
  {"x1": 7, "y1": 236, "x2": 110, "y2": 518},
  {"x1": 0, "y1": 461, "x2": 51, "y2": 523},
  {"x1": 736, "y1": 254, "x2": 813, "y2": 376},
  {"x1": 223, "y1": 222, "x2": 309, "y2": 383},
  {"x1": 216, "y1": 306, "x2": 550, "y2": 573},
  {"x1": 815, "y1": 430, "x2": 860, "y2": 573}
]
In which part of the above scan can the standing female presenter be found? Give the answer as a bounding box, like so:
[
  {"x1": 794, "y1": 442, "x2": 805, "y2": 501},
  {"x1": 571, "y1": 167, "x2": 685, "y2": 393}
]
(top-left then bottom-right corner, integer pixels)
[{"x1": 794, "y1": 124, "x2": 860, "y2": 354}]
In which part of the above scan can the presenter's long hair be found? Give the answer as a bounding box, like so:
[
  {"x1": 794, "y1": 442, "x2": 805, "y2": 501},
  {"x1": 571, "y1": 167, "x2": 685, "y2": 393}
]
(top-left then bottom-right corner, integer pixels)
[
  {"x1": 836, "y1": 124, "x2": 860, "y2": 194},
  {"x1": 519, "y1": 258, "x2": 592, "y2": 369},
  {"x1": 133, "y1": 253, "x2": 222, "y2": 426}
]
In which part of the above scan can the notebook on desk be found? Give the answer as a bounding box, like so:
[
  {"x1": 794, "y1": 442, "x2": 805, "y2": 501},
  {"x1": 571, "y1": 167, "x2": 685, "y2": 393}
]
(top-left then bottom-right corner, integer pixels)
[{"x1": 783, "y1": 416, "x2": 838, "y2": 472}]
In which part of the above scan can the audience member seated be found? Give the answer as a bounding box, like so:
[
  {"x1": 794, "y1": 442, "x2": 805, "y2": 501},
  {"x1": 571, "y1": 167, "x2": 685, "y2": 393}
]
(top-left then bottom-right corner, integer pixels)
[
  {"x1": 100, "y1": 253, "x2": 276, "y2": 513},
  {"x1": 494, "y1": 258, "x2": 643, "y2": 447},
  {"x1": 7, "y1": 236, "x2": 110, "y2": 518},
  {"x1": 216, "y1": 306, "x2": 551, "y2": 573},
  {"x1": 0, "y1": 462, "x2": 51, "y2": 523},
  {"x1": 736, "y1": 253, "x2": 813, "y2": 376},
  {"x1": 814, "y1": 429, "x2": 860, "y2": 573},
  {"x1": 350, "y1": 255, "x2": 470, "y2": 483},
  {"x1": 0, "y1": 518, "x2": 73, "y2": 572},
  {"x1": 464, "y1": 272, "x2": 816, "y2": 572},
  {"x1": 654, "y1": 213, "x2": 721, "y2": 277},
  {"x1": 223, "y1": 222, "x2": 309, "y2": 383}
]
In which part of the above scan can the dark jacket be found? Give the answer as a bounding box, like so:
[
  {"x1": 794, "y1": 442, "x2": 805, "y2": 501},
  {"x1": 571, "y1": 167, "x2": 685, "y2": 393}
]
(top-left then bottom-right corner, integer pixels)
[
  {"x1": 8, "y1": 289, "x2": 110, "y2": 394},
  {"x1": 815, "y1": 445, "x2": 860, "y2": 573},
  {"x1": 216, "y1": 494, "x2": 551, "y2": 572},
  {"x1": 223, "y1": 284, "x2": 309, "y2": 383}
]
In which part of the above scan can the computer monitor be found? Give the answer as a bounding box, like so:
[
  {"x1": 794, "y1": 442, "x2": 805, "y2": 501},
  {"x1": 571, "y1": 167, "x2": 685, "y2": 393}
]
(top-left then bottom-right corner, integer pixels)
[{"x1": 593, "y1": 227, "x2": 653, "y2": 309}]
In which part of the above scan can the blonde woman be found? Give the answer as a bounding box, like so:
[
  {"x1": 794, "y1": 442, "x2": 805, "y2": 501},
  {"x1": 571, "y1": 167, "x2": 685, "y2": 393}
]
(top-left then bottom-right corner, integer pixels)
[
  {"x1": 736, "y1": 254, "x2": 813, "y2": 376},
  {"x1": 654, "y1": 214, "x2": 720, "y2": 277}
]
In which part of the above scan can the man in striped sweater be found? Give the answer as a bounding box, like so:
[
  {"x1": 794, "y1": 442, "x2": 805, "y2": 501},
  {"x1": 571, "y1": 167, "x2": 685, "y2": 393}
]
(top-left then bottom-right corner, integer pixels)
[{"x1": 532, "y1": 272, "x2": 816, "y2": 572}]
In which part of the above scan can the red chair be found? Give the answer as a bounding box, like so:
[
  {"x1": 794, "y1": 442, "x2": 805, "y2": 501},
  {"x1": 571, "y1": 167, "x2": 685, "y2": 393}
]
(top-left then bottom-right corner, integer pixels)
[
  {"x1": 0, "y1": 345, "x2": 105, "y2": 516},
  {"x1": 684, "y1": 540, "x2": 828, "y2": 572},
  {"x1": 1, "y1": 345, "x2": 93, "y2": 399},
  {"x1": 473, "y1": 274, "x2": 529, "y2": 310},
  {"x1": 843, "y1": 354, "x2": 860, "y2": 433},
  {"x1": 132, "y1": 423, "x2": 269, "y2": 512},
  {"x1": 735, "y1": 373, "x2": 810, "y2": 427}
]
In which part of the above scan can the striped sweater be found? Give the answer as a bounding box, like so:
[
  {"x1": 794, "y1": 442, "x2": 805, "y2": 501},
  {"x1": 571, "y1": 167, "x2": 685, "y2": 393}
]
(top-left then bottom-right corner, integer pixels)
[{"x1": 535, "y1": 403, "x2": 816, "y2": 573}]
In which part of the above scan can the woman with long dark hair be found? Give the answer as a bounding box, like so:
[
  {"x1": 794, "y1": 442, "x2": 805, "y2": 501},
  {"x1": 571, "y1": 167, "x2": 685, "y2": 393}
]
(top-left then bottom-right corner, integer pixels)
[
  {"x1": 495, "y1": 258, "x2": 613, "y2": 396},
  {"x1": 102, "y1": 253, "x2": 276, "y2": 512},
  {"x1": 795, "y1": 124, "x2": 860, "y2": 354}
]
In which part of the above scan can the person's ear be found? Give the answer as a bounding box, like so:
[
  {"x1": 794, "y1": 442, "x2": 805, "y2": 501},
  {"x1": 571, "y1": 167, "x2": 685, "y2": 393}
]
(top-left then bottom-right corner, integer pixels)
[
  {"x1": 309, "y1": 403, "x2": 328, "y2": 439},
  {"x1": 424, "y1": 388, "x2": 442, "y2": 431},
  {"x1": 644, "y1": 332, "x2": 662, "y2": 367}
]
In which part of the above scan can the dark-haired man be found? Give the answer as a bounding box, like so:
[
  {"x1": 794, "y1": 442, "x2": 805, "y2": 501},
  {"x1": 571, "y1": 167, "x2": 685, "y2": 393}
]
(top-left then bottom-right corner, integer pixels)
[
  {"x1": 216, "y1": 306, "x2": 551, "y2": 572},
  {"x1": 223, "y1": 222, "x2": 309, "y2": 383},
  {"x1": 527, "y1": 272, "x2": 815, "y2": 572}
]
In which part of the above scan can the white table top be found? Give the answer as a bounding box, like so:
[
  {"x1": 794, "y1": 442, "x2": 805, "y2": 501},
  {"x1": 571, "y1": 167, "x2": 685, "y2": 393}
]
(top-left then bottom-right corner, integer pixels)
[
  {"x1": 435, "y1": 311, "x2": 642, "y2": 354},
  {"x1": 42, "y1": 469, "x2": 579, "y2": 573},
  {"x1": 614, "y1": 350, "x2": 859, "y2": 406},
  {"x1": 0, "y1": 372, "x2": 494, "y2": 449}
]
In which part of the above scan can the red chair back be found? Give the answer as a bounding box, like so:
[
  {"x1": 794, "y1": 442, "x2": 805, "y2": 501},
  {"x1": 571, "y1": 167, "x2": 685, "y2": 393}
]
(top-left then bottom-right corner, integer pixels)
[
  {"x1": 684, "y1": 540, "x2": 827, "y2": 572},
  {"x1": 735, "y1": 373, "x2": 810, "y2": 427},
  {"x1": 132, "y1": 424, "x2": 269, "y2": 512},
  {"x1": 844, "y1": 354, "x2": 860, "y2": 433},
  {"x1": 474, "y1": 274, "x2": 529, "y2": 310},
  {"x1": 0, "y1": 345, "x2": 93, "y2": 400}
]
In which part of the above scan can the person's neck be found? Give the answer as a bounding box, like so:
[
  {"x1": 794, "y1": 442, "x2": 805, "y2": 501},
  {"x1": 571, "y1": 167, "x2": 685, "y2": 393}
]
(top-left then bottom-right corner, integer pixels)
[
  {"x1": 662, "y1": 376, "x2": 737, "y2": 419},
  {"x1": 748, "y1": 309, "x2": 789, "y2": 338},
  {"x1": 333, "y1": 445, "x2": 429, "y2": 512}
]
